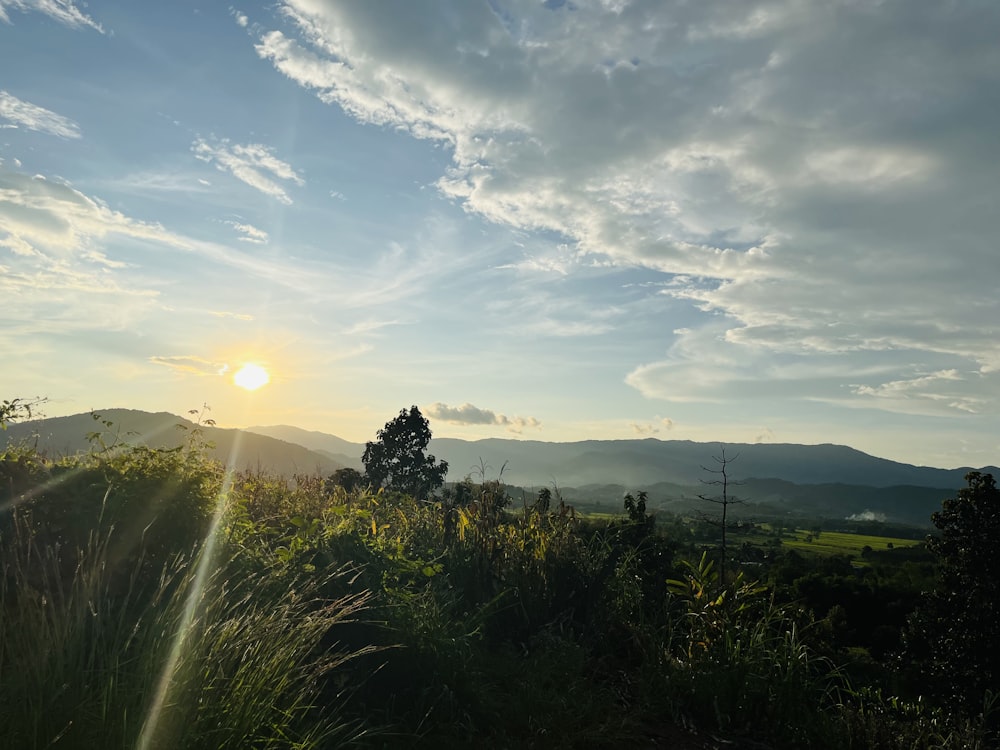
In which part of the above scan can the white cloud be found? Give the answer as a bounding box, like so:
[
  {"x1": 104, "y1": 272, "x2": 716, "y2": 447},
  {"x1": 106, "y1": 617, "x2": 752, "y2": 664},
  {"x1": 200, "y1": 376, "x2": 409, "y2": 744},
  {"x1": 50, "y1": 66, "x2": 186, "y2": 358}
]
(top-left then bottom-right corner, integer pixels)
[
  {"x1": 343, "y1": 319, "x2": 405, "y2": 335},
  {"x1": 149, "y1": 355, "x2": 226, "y2": 377},
  {"x1": 192, "y1": 137, "x2": 304, "y2": 204},
  {"x1": 0, "y1": 0, "x2": 102, "y2": 31},
  {"x1": 425, "y1": 401, "x2": 541, "y2": 432},
  {"x1": 0, "y1": 90, "x2": 81, "y2": 138},
  {"x1": 0, "y1": 170, "x2": 182, "y2": 255},
  {"x1": 105, "y1": 170, "x2": 217, "y2": 194},
  {"x1": 226, "y1": 220, "x2": 269, "y2": 244},
  {"x1": 251, "y1": 0, "x2": 1000, "y2": 419}
]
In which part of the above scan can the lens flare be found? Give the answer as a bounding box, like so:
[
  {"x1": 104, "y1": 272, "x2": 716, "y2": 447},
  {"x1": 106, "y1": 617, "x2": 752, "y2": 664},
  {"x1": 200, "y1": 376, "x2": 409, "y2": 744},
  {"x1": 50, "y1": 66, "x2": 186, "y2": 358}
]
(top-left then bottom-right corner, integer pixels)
[{"x1": 233, "y1": 363, "x2": 269, "y2": 390}]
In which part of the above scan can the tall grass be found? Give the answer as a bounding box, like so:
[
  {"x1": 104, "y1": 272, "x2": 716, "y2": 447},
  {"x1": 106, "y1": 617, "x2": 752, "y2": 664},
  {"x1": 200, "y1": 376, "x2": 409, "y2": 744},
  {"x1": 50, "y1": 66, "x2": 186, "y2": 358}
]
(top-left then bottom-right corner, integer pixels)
[{"x1": 0, "y1": 498, "x2": 373, "y2": 749}]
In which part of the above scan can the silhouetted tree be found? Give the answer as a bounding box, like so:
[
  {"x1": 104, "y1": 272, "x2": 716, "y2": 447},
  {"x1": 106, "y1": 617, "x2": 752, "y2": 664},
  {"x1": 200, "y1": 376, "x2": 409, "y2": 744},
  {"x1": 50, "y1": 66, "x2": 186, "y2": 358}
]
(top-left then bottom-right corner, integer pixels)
[
  {"x1": 623, "y1": 490, "x2": 648, "y2": 523},
  {"x1": 326, "y1": 467, "x2": 364, "y2": 493},
  {"x1": 362, "y1": 406, "x2": 448, "y2": 499},
  {"x1": 698, "y1": 446, "x2": 745, "y2": 583},
  {"x1": 905, "y1": 472, "x2": 1000, "y2": 719},
  {"x1": 536, "y1": 486, "x2": 552, "y2": 513}
]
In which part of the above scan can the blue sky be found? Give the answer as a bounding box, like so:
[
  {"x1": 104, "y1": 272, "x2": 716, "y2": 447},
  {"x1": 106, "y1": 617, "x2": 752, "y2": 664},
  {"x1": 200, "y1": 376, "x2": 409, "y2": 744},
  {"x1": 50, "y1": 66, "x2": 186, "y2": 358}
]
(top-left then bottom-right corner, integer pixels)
[{"x1": 2, "y1": 0, "x2": 998, "y2": 468}]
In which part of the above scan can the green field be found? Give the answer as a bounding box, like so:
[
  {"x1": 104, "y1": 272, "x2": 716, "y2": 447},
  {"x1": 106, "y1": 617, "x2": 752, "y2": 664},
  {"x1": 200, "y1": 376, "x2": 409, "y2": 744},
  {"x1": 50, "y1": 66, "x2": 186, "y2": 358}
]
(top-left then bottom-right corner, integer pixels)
[{"x1": 779, "y1": 529, "x2": 922, "y2": 559}]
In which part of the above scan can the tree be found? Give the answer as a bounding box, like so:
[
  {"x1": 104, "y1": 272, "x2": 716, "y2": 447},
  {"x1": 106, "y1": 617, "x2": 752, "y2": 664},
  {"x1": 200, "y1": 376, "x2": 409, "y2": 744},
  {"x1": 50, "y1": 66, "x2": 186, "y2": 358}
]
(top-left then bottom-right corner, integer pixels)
[
  {"x1": 623, "y1": 490, "x2": 648, "y2": 523},
  {"x1": 905, "y1": 472, "x2": 1000, "y2": 717},
  {"x1": 362, "y1": 406, "x2": 448, "y2": 499},
  {"x1": 326, "y1": 467, "x2": 364, "y2": 493},
  {"x1": 697, "y1": 446, "x2": 745, "y2": 583}
]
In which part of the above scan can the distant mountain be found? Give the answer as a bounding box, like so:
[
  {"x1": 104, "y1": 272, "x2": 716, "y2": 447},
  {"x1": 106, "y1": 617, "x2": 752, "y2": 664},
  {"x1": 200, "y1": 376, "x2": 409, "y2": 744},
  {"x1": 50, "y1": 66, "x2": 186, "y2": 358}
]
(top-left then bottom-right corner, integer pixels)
[
  {"x1": 3, "y1": 409, "x2": 344, "y2": 477},
  {"x1": 8, "y1": 411, "x2": 996, "y2": 527},
  {"x1": 247, "y1": 424, "x2": 365, "y2": 460},
  {"x1": 425, "y1": 437, "x2": 994, "y2": 490}
]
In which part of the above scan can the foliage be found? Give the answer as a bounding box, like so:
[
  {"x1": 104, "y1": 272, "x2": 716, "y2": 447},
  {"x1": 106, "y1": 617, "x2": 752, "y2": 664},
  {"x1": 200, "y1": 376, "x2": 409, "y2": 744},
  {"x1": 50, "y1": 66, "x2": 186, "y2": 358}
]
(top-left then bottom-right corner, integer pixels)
[
  {"x1": 328, "y1": 466, "x2": 365, "y2": 493},
  {"x1": 657, "y1": 552, "x2": 843, "y2": 746},
  {"x1": 905, "y1": 472, "x2": 1000, "y2": 722},
  {"x1": 362, "y1": 406, "x2": 448, "y2": 499},
  {"x1": 0, "y1": 396, "x2": 46, "y2": 430},
  {"x1": 0, "y1": 452, "x2": 371, "y2": 748},
  {"x1": 4, "y1": 412, "x2": 992, "y2": 748}
]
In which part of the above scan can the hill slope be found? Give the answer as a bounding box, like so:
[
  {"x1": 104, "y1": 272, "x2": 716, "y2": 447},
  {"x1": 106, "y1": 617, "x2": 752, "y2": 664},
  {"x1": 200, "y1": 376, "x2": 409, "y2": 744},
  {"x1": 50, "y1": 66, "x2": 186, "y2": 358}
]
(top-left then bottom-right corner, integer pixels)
[{"x1": 3, "y1": 409, "x2": 343, "y2": 477}]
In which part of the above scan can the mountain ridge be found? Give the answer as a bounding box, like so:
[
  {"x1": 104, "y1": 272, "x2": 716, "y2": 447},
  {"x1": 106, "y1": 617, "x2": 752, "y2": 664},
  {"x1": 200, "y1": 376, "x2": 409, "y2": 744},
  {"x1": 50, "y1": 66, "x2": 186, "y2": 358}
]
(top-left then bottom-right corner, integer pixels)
[
  {"x1": 3, "y1": 409, "x2": 344, "y2": 478},
  {"x1": 5, "y1": 409, "x2": 996, "y2": 527}
]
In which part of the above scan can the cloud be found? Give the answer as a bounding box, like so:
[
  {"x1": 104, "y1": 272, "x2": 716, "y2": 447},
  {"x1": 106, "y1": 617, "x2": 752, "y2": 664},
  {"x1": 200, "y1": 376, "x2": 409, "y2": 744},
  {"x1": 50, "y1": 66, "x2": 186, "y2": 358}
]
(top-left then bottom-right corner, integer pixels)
[
  {"x1": 851, "y1": 370, "x2": 986, "y2": 415},
  {"x1": 149, "y1": 356, "x2": 226, "y2": 377},
  {"x1": 0, "y1": 91, "x2": 81, "y2": 138},
  {"x1": 255, "y1": 1, "x2": 1000, "y2": 419},
  {"x1": 226, "y1": 220, "x2": 269, "y2": 244},
  {"x1": 206, "y1": 309, "x2": 254, "y2": 321},
  {"x1": 104, "y1": 170, "x2": 217, "y2": 195},
  {"x1": 192, "y1": 137, "x2": 304, "y2": 204},
  {"x1": 846, "y1": 510, "x2": 887, "y2": 523},
  {"x1": 629, "y1": 417, "x2": 674, "y2": 436},
  {"x1": 343, "y1": 319, "x2": 405, "y2": 335},
  {"x1": 0, "y1": 0, "x2": 103, "y2": 31},
  {"x1": 0, "y1": 164, "x2": 335, "y2": 343},
  {"x1": 425, "y1": 402, "x2": 541, "y2": 432},
  {"x1": 0, "y1": 169, "x2": 182, "y2": 256}
]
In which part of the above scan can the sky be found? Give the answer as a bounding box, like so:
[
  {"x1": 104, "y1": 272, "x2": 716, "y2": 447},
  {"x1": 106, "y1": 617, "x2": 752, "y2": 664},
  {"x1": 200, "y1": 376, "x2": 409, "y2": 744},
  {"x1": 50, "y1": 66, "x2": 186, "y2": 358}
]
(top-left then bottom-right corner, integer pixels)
[{"x1": 1, "y1": 0, "x2": 998, "y2": 469}]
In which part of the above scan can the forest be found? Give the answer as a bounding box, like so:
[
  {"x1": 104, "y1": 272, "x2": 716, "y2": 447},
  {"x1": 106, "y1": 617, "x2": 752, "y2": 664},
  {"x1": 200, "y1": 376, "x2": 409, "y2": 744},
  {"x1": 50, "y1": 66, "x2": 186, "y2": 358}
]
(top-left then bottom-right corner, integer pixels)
[{"x1": 1, "y1": 400, "x2": 997, "y2": 749}]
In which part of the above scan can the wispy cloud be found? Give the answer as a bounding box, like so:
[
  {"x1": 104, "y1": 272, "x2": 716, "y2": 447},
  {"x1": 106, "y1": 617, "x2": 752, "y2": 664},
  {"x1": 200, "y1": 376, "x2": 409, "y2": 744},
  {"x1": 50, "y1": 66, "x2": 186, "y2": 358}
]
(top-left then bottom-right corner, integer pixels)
[
  {"x1": 192, "y1": 137, "x2": 303, "y2": 204},
  {"x1": 425, "y1": 402, "x2": 541, "y2": 433},
  {"x1": 0, "y1": 163, "x2": 334, "y2": 336},
  {"x1": 0, "y1": 0, "x2": 103, "y2": 31},
  {"x1": 0, "y1": 90, "x2": 81, "y2": 138},
  {"x1": 226, "y1": 220, "x2": 269, "y2": 244},
  {"x1": 630, "y1": 417, "x2": 674, "y2": 436},
  {"x1": 149, "y1": 355, "x2": 226, "y2": 377},
  {"x1": 343, "y1": 319, "x2": 405, "y2": 336}
]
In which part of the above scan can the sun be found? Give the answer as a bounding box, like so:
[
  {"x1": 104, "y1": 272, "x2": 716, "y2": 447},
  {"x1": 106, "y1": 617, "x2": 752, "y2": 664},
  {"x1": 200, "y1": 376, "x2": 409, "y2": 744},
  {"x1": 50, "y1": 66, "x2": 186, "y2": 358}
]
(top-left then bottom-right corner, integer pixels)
[{"x1": 233, "y1": 363, "x2": 270, "y2": 391}]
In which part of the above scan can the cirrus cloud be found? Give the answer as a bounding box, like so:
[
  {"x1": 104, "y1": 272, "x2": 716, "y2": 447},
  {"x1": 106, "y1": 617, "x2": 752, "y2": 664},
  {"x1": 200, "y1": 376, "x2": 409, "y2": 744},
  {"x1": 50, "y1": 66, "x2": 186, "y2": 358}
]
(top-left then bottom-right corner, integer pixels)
[
  {"x1": 0, "y1": 0, "x2": 102, "y2": 31},
  {"x1": 0, "y1": 90, "x2": 81, "y2": 138},
  {"x1": 192, "y1": 137, "x2": 304, "y2": 205}
]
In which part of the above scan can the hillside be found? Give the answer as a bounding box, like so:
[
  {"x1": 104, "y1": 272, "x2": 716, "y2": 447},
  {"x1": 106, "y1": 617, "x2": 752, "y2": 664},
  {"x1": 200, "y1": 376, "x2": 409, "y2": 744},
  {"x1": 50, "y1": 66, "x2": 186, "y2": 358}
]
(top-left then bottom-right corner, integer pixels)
[{"x1": 3, "y1": 409, "x2": 343, "y2": 478}]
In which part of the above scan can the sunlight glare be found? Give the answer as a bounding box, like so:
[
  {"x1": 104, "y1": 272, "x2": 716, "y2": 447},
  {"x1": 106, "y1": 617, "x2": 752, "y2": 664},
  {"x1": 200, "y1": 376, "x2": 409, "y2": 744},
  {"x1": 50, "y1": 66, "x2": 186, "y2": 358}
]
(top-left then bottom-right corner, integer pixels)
[{"x1": 233, "y1": 363, "x2": 270, "y2": 390}]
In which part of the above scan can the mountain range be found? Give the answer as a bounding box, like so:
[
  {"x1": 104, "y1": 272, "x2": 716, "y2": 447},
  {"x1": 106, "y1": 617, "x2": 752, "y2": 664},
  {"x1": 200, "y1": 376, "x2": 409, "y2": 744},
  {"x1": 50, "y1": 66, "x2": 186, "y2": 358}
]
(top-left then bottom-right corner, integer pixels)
[{"x1": 5, "y1": 409, "x2": 996, "y2": 527}]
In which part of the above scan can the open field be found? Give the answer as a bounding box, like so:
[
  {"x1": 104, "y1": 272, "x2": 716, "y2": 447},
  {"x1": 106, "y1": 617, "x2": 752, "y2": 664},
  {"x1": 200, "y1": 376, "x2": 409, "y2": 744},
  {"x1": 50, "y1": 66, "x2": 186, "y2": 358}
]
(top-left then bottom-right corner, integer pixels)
[
  {"x1": 576, "y1": 510, "x2": 926, "y2": 564},
  {"x1": 778, "y1": 529, "x2": 923, "y2": 558}
]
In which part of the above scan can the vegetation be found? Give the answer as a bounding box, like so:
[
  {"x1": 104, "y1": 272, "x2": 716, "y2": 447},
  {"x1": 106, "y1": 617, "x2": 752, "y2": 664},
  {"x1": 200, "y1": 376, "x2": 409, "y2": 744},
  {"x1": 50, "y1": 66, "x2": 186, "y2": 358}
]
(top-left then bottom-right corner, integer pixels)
[
  {"x1": 362, "y1": 406, "x2": 448, "y2": 499},
  {"x1": 904, "y1": 472, "x2": 1000, "y2": 722},
  {"x1": 1, "y1": 405, "x2": 996, "y2": 748}
]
